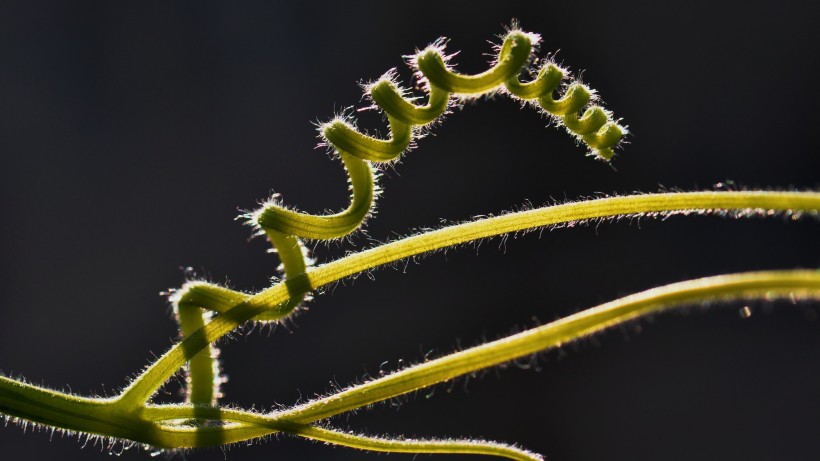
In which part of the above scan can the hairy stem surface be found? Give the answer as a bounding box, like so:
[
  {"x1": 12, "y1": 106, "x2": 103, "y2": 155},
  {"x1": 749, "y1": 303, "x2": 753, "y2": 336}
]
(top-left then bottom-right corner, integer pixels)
[
  {"x1": 4, "y1": 269, "x2": 817, "y2": 457},
  {"x1": 119, "y1": 190, "x2": 819, "y2": 407}
]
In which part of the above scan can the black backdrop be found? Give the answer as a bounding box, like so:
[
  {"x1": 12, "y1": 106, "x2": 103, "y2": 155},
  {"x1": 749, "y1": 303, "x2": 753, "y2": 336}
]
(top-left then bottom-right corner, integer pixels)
[{"x1": 1, "y1": 1, "x2": 818, "y2": 460}]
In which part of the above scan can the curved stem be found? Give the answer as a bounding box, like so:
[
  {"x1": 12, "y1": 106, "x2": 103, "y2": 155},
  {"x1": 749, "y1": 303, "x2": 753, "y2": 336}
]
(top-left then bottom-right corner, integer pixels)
[
  {"x1": 303, "y1": 191, "x2": 818, "y2": 288},
  {"x1": 263, "y1": 425, "x2": 544, "y2": 461},
  {"x1": 276, "y1": 270, "x2": 820, "y2": 423},
  {"x1": 141, "y1": 405, "x2": 542, "y2": 460}
]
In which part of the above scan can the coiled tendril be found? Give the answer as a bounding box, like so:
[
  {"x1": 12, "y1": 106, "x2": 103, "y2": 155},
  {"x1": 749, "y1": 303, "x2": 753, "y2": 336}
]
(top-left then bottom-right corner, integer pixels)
[
  {"x1": 173, "y1": 26, "x2": 626, "y2": 424},
  {"x1": 3, "y1": 22, "x2": 820, "y2": 461},
  {"x1": 253, "y1": 28, "x2": 625, "y2": 244}
]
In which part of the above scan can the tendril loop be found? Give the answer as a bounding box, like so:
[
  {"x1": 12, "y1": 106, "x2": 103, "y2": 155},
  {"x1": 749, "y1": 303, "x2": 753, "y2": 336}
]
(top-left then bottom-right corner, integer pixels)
[{"x1": 253, "y1": 28, "x2": 626, "y2": 246}]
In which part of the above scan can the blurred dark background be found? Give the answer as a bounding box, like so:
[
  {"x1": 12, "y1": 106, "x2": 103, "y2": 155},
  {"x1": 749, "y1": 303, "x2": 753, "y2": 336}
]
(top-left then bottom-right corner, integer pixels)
[{"x1": 1, "y1": 1, "x2": 818, "y2": 460}]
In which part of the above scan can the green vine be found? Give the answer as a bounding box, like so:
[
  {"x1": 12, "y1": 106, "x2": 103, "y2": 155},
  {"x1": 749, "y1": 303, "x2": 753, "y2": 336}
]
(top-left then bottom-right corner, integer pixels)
[{"x1": 1, "y1": 26, "x2": 818, "y2": 461}]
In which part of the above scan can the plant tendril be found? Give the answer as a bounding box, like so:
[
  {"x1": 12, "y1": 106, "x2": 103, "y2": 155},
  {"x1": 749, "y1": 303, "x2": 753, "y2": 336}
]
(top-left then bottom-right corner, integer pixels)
[{"x1": 0, "y1": 25, "x2": 816, "y2": 461}]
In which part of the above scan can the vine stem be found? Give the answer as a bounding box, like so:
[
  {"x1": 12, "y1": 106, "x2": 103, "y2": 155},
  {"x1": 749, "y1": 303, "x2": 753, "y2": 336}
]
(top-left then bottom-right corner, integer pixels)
[
  {"x1": 117, "y1": 190, "x2": 818, "y2": 407},
  {"x1": 276, "y1": 270, "x2": 820, "y2": 423},
  {"x1": 4, "y1": 268, "x2": 816, "y2": 457},
  {"x1": 147, "y1": 269, "x2": 820, "y2": 444}
]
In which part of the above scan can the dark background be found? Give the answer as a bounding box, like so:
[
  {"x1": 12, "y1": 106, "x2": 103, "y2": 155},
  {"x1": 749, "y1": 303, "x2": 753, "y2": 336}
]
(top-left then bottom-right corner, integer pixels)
[{"x1": 1, "y1": 1, "x2": 818, "y2": 460}]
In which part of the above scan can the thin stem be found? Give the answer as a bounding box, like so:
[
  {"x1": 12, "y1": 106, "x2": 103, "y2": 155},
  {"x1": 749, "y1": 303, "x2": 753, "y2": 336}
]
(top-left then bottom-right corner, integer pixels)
[
  {"x1": 302, "y1": 191, "x2": 818, "y2": 289},
  {"x1": 270, "y1": 425, "x2": 543, "y2": 461},
  {"x1": 275, "y1": 270, "x2": 820, "y2": 423},
  {"x1": 141, "y1": 405, "x2": 541, "y2": 460},
  {"x1": 176, "y1": 306, "x2": 218, "y2": 406}
]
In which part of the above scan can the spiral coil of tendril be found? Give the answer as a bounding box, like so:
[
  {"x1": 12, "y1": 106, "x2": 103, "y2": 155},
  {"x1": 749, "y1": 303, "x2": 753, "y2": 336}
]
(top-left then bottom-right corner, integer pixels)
[
  {"x1": 253, "y1": 28, "x2": 625, "y2": 242},
  {"x1": 172, "y1": 28, "x2": 626, "y2": 407}
]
